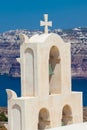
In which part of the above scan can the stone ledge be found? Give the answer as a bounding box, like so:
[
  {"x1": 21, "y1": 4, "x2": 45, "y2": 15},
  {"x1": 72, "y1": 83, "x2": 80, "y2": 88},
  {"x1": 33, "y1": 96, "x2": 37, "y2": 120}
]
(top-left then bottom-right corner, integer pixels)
[{"x1": 46, "y1": 123, "x2": 87, "y2": 130}]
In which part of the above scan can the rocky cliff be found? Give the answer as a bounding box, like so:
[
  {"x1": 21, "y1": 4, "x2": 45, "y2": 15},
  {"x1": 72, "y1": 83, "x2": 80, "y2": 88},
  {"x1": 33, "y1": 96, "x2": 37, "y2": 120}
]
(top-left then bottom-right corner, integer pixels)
[{"x1": 0, "y1": 28, "x2": 87, "y2": 78}]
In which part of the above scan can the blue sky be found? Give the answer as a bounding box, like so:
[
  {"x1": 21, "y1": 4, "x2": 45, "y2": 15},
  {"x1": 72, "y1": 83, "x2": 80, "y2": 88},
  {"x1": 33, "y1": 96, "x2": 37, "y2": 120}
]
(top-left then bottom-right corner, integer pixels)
[{"x1": 0, "y1": 0, "x2": 87, "y2": 32}]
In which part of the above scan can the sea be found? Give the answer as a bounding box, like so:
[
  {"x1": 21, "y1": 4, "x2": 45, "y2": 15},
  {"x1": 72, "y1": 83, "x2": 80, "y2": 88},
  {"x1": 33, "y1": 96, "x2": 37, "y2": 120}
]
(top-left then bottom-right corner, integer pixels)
[{"x1": 0, "y1": 75, "x2": 87, "y2": 107}]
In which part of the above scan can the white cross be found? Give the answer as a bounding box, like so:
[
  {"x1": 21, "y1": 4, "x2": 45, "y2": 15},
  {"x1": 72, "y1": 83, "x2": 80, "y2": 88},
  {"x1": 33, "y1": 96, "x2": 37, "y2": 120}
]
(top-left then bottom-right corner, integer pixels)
[{"x1": 40, "y1": 14, "x2": 52, "y2": 34}]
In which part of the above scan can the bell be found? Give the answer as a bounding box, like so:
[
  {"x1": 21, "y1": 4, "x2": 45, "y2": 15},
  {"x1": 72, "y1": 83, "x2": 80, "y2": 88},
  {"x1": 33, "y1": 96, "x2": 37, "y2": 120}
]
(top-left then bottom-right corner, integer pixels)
[{"x1": 49, "y1": 64, "x2": 54, "y2": 75}]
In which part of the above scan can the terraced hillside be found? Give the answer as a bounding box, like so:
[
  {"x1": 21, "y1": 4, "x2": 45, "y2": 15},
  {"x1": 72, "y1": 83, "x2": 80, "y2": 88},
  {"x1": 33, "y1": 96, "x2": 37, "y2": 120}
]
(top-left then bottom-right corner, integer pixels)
[{"x1": 0, "y1": 28, "x2": 87, "y2": 77}]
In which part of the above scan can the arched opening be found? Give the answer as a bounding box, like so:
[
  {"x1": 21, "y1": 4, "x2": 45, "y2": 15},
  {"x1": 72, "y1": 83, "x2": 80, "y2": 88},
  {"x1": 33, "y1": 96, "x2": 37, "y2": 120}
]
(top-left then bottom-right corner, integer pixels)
[
  {"x1": 38, "y1": 108, "x2": 51, "y2": 130},
  {"x1": 49, "y1": 46, "x2": 61, "y2": 94},
  {"x1": 24, "y1": 48, "x2": 34, "y2": 96},
  {"x1": 12, "y1": 104, "x2": 22, "y2": 130},
  {"x1": 61, "y1": 105, "x2": 73, "y2": 126}
]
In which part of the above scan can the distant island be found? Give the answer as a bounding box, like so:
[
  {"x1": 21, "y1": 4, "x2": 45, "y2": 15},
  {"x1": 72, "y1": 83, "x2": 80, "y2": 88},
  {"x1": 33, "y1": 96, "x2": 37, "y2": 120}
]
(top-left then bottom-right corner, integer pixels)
[{"x1": 0, "y1": 27, "x2": 87, "y2": 78}]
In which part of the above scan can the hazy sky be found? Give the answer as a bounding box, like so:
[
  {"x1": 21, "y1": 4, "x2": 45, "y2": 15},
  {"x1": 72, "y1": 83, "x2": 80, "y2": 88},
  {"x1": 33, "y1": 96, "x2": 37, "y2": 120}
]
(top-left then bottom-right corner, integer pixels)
[{"x1": 0, "y1": 0, "x2": 87, "y2": 32}]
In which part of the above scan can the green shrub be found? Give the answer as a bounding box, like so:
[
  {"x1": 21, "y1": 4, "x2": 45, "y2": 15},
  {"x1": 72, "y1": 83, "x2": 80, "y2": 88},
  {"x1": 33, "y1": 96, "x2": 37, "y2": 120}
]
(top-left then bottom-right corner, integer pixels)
[{"x1": 0, "y1": 112, "x2": 8, "y2": 122}]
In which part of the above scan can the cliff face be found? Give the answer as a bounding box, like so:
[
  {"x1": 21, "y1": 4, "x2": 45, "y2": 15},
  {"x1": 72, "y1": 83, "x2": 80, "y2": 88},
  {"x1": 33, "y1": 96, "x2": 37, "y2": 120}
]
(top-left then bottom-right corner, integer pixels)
[
  {"x1": 0, "y1": 28, "x2": 87, "y2": 78},
  {"x1": 9, "y1": 61, "x2": 20, "y2": 77}
]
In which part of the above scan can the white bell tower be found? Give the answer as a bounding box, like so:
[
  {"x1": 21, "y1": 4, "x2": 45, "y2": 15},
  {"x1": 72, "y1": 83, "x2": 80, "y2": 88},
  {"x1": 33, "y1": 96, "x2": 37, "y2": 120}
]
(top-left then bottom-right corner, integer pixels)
[{"x1": 6, "y1": 14, "x2": 83, "y2": 130}]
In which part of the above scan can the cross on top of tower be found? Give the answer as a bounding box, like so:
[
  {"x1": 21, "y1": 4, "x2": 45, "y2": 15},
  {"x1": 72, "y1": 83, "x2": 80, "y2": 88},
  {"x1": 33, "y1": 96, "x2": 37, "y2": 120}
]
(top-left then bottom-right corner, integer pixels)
[{"x1": 40, "y1": 14, "x2": 52, "y2": 34}]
